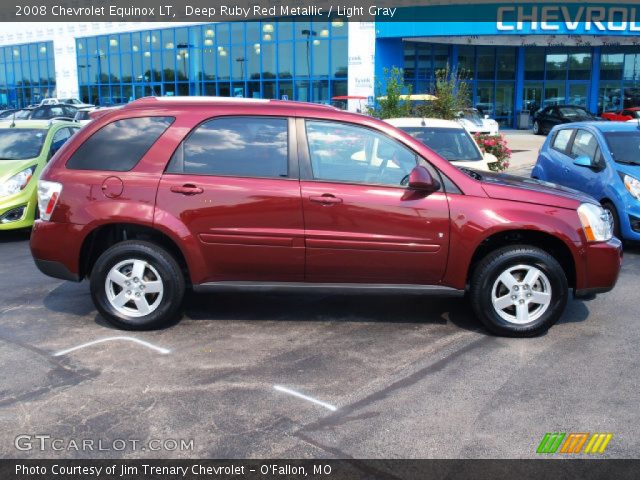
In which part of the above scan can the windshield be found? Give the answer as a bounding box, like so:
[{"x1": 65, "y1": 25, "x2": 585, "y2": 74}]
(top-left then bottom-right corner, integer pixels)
[
  {"x1": 559, "y1": 107, "x2": 593, "y2": 118},
  {"x1": 461, "y1": 110, "x2": 483, "y2": 122},
  {"x1": 628, "y1": 111, "x2": 640, "y2": 120},
  {"x1": 0, "y1": 129, "x2": 46, "y2": 160},
  {"x1": 398, "y1": 126, "x2": 483, "y2": 162},
  {"x1": 604, "y1": 131, "x2": 640, "y2": 165}
]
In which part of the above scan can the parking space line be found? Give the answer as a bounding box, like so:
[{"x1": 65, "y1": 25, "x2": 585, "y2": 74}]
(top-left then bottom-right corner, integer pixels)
[
  {"x1": 53, "y1": 336, "x2": 171, "y2": 356},
  {"x1": 273, "y1": 385, "x2": 337, "y2": 411}
]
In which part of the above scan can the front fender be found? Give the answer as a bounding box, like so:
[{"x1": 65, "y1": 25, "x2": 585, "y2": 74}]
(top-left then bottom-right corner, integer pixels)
[{"x1": 442, "y1": 194, "x2": 583, "y2": 290}]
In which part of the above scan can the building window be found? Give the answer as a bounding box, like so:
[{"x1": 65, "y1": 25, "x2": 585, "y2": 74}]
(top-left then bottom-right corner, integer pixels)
[
  {"x1": 599, "y1": 47, "x2": 640, "y2": 113},
  {"x1": 0, "y1": 41, "x2": 55, "y2": 108},
  {"x1": 76, "y1": 20, "x2": 347, "y2": 106}
]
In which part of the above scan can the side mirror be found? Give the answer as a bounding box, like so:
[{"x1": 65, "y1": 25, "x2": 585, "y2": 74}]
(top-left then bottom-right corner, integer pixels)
[
  {"x1": 408, "y1": 165, "x2": 440, "y2": 192},
  {"x1": 573, "y1": 155, "x2": 593, "y2": 168}
]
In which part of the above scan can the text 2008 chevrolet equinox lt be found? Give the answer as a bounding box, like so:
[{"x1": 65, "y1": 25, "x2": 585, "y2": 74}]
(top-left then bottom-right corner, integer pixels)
[{"x1": 30, "y1": 97, "x2": 622, "y2": 336}]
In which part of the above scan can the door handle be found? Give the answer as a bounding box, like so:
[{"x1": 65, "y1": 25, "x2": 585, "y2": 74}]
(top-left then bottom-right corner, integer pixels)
[
  {"x1": 170, "y1": 184, "x2": 204, "y2": 195},
  {"x1": 309, "y1": 194, "x2": 343, "y2": 205}
]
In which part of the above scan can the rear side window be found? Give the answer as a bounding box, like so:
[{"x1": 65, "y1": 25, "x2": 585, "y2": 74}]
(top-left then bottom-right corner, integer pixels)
[
  {"x1": 167, "y1": 117, "x2": 288, "y2": 178},
  {"x1": 552, "y1": 129, "x2": 573, "y2": 153},
  {"x1": 67, "y1": 116, "x2": 174, "y2": 171}
]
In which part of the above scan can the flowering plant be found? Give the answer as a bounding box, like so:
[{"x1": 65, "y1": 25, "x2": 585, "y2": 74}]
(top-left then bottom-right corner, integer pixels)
[{"x1": 474, "y1": 133, "x2": 511, "y2": 172}]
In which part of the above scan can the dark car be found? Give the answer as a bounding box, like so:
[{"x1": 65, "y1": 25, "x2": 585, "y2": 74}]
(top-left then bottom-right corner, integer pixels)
[
  {"x1": 533, "y1": 105, "x2": 603, "y2": 135},
  {"x1": 30, "y1": 97, "x2": 621, "y2": 337},
  {"x1": 0, "y1": 109, "x2": 19, "y2": 119},
  {"x1": 27, "y1": 104, "x2": 78, "y2": 120}
]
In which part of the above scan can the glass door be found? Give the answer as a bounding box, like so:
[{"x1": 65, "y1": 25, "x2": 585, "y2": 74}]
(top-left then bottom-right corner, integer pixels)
[{"x1": 568, "y1": 83, "x2": 589, "y2": 109}]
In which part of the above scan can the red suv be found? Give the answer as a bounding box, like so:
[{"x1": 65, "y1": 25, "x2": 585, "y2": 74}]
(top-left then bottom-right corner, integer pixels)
[{"x1": 30, "y1": 97, "x2": 622, "y2": 336}]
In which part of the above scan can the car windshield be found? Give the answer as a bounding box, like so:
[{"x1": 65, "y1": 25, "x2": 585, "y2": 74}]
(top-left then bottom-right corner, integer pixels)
[
  {"x1": 0, "y1": 129, "x2": 47, "y2": 160},
  {"x1": 628, "y1": 111, "x2": 640, "y2": 119},
  {"x1": 559, "y1": 107, "x2": 592, "y2": 118},
  {"x1": 398, "y1": 126, "x2": 483, "y2": 161},
  {"x1": 604, "y1": 131, "x2": 640, "y2": 165},
  {"x1": 461, "y1": 110, "x2": 483, "y2": 122}
]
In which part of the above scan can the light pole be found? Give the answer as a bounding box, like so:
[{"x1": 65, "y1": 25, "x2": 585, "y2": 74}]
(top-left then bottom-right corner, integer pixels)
[
  {"x1": 235, "y1": 57, "x2": 246, "y2": 96},
  {"x1": 301, "y1": 29, "x2": 316, "y2": 100}
]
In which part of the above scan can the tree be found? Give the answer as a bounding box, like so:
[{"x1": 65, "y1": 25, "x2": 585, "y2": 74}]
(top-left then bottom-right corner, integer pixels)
[
  {"x1": 416, "y1": 64, "x2": 471, "y2": 120},
  {"x1": 368, "y1": 66, "x2": 412, "y2": 119}
]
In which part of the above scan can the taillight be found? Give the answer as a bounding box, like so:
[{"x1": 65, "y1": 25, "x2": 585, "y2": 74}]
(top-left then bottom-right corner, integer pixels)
[{"x1": 37, "y1": 180, "x2": 62, "y2": 221}]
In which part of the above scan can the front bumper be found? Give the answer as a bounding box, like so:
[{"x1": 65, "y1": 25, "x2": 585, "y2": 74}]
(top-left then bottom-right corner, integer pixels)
[
  {"x1": 574, "y1": 237, "x2": 623, "y2": 297},
  {"x1": 619, "y1": 200, "x2": 640, "y2": 242},
  {"x1": 0, "y1": 190, "x2": 37, "y2": 230}
]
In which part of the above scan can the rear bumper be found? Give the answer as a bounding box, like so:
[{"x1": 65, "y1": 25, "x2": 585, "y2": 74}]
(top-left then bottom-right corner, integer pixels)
[
  {"x1": 30, "y1": 220, "x2": 84, "y2": 281},
  {"x1": 575, "y1": 238, "x2": 623, "y2": 297},
  {"x1": 33, "y1": 258, "x2": 79, "y2": 282}
]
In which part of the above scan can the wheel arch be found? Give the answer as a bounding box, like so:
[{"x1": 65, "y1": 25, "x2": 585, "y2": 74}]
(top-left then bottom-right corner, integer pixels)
[
  {"x1": 466, "y1": 229, "x2": 576, "y2": 289},
  {"x1": 79, "y1": 223, "x2": 191, "y2": 285}
]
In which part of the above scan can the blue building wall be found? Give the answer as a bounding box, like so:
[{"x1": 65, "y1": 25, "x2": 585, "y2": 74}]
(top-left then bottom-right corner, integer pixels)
[{"x1": 375, "y1": 5, "x2": 640, "y2": 127}]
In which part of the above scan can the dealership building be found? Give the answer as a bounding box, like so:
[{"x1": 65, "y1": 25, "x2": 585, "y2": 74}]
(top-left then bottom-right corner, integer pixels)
[{"x1": 0, "y1": 3, "x2": 639, "y2": 128}]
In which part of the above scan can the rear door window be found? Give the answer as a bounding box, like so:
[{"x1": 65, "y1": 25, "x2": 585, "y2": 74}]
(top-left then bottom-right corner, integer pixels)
[
  {"x1": 167, "y1": 117, "x2": 289, "y2": 178},
  {"x1": 551, "y1": 129, "x2": 573, "y2": 153},
  {"x1": 66, "y1": 116, "x2": 174, "y2": 171}
]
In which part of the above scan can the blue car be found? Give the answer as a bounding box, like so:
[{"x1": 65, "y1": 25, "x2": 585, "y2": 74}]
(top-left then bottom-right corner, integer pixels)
[{"x1": 532, "y1": 121, "x2": 640, "y2": 242}]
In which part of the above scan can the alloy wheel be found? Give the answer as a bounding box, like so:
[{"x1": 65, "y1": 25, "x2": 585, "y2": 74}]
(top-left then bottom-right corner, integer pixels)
[
  {"x1": 491, "y1": 264, "x2": 552, "y2": 324},
  {"x1": 104, "y1": 259, "x2": 164, "y2": 317}
]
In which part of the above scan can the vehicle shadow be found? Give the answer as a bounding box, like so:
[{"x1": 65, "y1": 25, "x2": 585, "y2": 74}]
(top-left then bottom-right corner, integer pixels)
[
  {"x1": 42, "y1": 281, "x2": 95, "y2": 317},
  {"x1": 42, "y1": 282, "x2": 592, "y2": 335},
  {"x1": 0, "y1": 229, "x2": 31, "y2": 243},
  {"x1": 183, "y1": 290, "x2": 488, "y2": 334}
]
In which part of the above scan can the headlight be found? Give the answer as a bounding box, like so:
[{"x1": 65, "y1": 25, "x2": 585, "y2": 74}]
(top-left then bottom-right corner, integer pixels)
[
  {"x1": 622, "y1": 173, "x2": 640, "y2": 199},
  {"x1": 0, "y1": 166, "x2": 36, "y2": 198},
  {"x1": 577, "y1": 203, "x2": 613, "y2": 242}
]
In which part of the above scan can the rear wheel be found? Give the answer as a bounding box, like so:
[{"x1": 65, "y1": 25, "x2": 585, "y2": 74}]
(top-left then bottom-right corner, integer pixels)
[
  {"x1": 90, "y1": 240, "x2": 185, "y2": 330},
  {"x1": 469, "y1": 245, "x2": 568, "y2": 337},
  {"x1": 532, "y1": 120, "x2": 542, "y2": 135}
]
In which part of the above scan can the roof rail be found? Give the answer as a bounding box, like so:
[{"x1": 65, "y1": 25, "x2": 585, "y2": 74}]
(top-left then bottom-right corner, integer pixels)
[
  {"x1": 123, "y1": 96, "x2": 338, "y2": 111},
  {"x1": 125, "y1": 96, "x2": 270, "y2": 107}
]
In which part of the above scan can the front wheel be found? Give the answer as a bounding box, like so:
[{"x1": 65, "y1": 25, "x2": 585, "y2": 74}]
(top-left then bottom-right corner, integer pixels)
[
  {"x1": 601, "y1": 201, "x2": 621, "y2": 240},
  {"x1": 90, "y1": 240, "x2": 185, "y2": 330},
  {"x1": 469, "y1": 246, "x2": 568, "y2": 337}
]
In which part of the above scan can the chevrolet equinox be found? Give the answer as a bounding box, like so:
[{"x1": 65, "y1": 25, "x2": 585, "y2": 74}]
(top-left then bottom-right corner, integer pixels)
[{"x1": 30, "y1": 97, "x2": 622, "y2": 336}]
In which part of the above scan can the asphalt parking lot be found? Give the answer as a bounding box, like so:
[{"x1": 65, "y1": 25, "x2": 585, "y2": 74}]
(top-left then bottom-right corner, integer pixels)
[{"x1": 0, "y1": 227, "x2": 638, "y2": 459}]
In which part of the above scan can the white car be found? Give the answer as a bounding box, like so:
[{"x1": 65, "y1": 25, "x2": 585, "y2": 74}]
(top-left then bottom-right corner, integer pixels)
[
  {"x1": 385, "y1": 117, "x2": 498, "y2": 172},
  {"x1": 40, "y1": 98, "x2": 94, "y2": 108},
  {"x1": 455, "y1": 108, "x2": 499, "y2": 136},
  {"x1": 73, "y1": 106, "x2": 98, "y2": 126}
]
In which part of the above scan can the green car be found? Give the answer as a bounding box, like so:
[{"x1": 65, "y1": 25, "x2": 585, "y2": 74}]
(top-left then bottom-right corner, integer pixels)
[{"x1": 0, "y1": 119, "x2": 80, "y2": 230}]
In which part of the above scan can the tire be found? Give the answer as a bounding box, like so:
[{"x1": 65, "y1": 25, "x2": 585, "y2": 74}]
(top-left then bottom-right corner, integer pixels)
[
  {"x1": 90, "y1": 240, "x2": 185, "y2": 330},
  {"x1": 532, "y1": 120, "x2": 541, "y2": 135},
  {"x1": 601, "y1": 201, "x2": 621, "y2": 240},
  {"x1": 469, "y1": 245, "x2": 568, "y2": 337}
]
